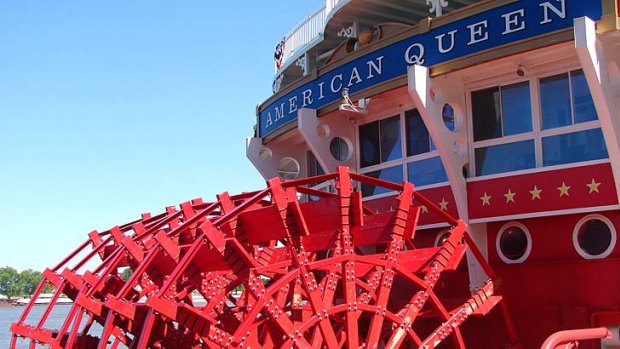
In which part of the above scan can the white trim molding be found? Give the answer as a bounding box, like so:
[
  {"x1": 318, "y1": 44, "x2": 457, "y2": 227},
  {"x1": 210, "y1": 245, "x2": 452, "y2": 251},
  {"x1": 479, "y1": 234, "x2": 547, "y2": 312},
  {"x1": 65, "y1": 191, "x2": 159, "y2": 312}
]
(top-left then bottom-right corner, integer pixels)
[
  {"x1": 496, "y1": 221, "x2": 533, "y2": 264},
  {"x1": 572, "y1": 213, "x2": 617, "y2": 260},
  {"x1": 469, "y1": 205, "x2": 620, "y2": 224}
]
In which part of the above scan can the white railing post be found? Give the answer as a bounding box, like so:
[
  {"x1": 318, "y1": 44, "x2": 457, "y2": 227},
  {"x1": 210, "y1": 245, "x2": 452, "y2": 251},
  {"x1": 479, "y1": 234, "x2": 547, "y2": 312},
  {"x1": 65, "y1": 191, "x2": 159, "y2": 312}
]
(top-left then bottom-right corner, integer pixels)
[
  {"x1": 326, "y1": 0, "x2": 334, "y2": 14},
  {"x1": 276, "y1": 6, "x2": 328, "y2": 74},
  {"x1": 274, "y1": 0, "x2": 348, "y2": 74}
]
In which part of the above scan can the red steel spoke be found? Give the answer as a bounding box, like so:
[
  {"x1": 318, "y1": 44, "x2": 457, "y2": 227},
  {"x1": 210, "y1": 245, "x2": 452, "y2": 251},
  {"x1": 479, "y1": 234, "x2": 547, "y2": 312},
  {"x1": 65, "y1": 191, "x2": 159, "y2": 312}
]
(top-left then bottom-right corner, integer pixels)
[{"x1": 10, "y1": 167, "x2": 514, "y2": 349}]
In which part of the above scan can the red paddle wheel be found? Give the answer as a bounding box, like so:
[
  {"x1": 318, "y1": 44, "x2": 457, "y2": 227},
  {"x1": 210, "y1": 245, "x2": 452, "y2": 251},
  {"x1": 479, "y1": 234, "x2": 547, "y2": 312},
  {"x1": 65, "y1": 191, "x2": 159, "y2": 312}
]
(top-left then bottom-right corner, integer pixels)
[{"x1": 10, "y1": 167, "x2": 517, "y2": 348}]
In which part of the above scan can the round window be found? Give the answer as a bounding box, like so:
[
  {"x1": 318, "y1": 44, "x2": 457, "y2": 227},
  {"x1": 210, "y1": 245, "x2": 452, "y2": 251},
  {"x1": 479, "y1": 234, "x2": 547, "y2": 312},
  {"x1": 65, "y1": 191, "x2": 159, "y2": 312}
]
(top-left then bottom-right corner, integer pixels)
[
  {"x1": 496, "y1": 222, "x2": 531, "y2": 264},
  {"x1": 442, "y1": 104, "x2": 456, "y2": 131},
  {"x1": 259, "y1": 147, "x2": 272, "y2": 161},
  {"x1": 330, "y1": 137, "x2": 351, "y2": 162},
  {"x1": 316, "y1": 123, "x2": 330, "y2": 139},
  {"x1": 277, "y1": 157, "x2": 300, "y2": 180},
  {"x1": 573, "y1": 215, "x2": 616, "y2": 259}
]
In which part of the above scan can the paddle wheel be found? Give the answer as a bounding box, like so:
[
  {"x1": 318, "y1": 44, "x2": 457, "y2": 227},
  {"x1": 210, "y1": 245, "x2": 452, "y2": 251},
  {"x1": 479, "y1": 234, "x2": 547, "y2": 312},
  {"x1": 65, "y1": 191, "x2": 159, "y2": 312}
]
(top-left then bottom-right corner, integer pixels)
[{"x1": 10, "y1": 168, "x2": 517, "y2": 348}]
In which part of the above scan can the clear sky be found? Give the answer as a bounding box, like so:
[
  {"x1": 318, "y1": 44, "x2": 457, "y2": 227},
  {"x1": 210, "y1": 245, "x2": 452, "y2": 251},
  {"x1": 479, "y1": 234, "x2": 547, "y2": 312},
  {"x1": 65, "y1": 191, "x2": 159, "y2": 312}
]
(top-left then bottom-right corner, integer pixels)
[{"x1": 0, "y1": 1, "x2": 324, "y2": 271}]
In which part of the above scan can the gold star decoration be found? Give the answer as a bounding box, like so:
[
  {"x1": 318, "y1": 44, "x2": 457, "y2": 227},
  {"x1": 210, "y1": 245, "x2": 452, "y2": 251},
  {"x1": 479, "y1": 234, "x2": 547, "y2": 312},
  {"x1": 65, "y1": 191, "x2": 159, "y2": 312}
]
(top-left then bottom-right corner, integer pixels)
[
  {"x1": 439, "y1": 199, "x2": 449, "y2": 211},
  {"x1": 480, "y1": 192, "x2": 491, "y2": 206},
  {"x1": 557, "y1": 182, "x2": 571, "y2": 197},
  {"x1": 529, "y1": 186, "x2": 542, "y2": 200},
  {"x1": 586, "y1": 178, "x2": 601, "y2": 194},
  {"x1": 420, "y1": 205, "x2": 429, "y2": 214},
  {"x1": 504, "y1": 189, "x2": 516, "y2": 203}
]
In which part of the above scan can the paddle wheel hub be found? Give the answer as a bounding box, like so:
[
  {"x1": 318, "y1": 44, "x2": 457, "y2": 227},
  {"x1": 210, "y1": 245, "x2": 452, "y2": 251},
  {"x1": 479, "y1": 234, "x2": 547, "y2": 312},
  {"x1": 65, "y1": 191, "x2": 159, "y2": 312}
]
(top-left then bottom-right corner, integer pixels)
[{"x1": 10, "y1": 168, "x2": 516, "y2": 348}]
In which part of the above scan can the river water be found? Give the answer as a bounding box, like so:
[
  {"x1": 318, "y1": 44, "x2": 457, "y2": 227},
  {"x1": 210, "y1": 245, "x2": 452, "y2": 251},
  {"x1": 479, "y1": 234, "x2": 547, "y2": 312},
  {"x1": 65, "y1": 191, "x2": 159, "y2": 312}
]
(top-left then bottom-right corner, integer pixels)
[
  {"x1": 1, "y1": 305, "x2": 69, "y2": 348},
  {"x1": 0, "y1": 305, "x2": 110, "y2": 348},
  {"x1": 1, "y1": 296, "x2": 211, "y2": 348}
]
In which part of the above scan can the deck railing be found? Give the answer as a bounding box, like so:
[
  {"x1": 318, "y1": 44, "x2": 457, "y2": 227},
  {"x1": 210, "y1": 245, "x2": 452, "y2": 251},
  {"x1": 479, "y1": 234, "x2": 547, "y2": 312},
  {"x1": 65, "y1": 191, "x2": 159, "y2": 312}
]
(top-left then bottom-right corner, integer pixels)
[
  {"x1": 276, "y1": 0, "x2": 346, "y2": 73},
  {"x1": 326, "y1": 0, "x2": 342, "y2": 14}
]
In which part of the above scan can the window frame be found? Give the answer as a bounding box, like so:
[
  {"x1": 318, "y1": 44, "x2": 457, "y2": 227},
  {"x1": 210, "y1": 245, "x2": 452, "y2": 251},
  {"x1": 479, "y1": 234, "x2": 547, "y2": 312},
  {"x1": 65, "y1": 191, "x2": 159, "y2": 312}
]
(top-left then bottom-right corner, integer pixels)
[
  {"x1": 572, "y1": 214, "x2": 617, "y2": 260},
  {"x1": 467, "y1": 66, "x2": 604, "y2": 178},
  {"x1": 357, "y1": 106, "x2": 448, "y2": 198},
  {"x1": 496, "y1": 221, "x2": 532, "y2": 264}
]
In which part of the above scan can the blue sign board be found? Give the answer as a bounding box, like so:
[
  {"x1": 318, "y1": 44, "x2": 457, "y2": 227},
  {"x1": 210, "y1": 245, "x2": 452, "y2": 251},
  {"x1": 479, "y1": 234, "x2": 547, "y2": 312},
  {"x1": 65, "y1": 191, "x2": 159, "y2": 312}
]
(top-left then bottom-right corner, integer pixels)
[{"x1": 258, "y1": 0, "x2": 602, "y2": 138}]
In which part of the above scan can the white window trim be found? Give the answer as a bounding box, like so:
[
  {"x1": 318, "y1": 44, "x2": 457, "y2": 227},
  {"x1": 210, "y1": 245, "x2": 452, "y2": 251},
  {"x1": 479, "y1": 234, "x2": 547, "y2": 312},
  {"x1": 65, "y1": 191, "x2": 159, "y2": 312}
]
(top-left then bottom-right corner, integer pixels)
[
  {"x1": 467, "y1": 158, "x2": 610, "y2": 183},
  {"x1": 358, "y1": 113, "x2": 403, "y2": 170},
  {"x1": 572, "y1": 214, "x2": 617, "y2": 260},
  {"x1": 467, "y1": 67, "x2": 604, "y2": 178},
  {"x1": 496, "y1": 221, "x2": 532, "y2": 264},
  {"x1": 357, "y1": 107, "x2": 449, "y2": 198},
  {"x1": 539, "y1": 119, "x2": 601, "y2": 138},
  {"x1": 329, "y1": 136, "x2": 353, "y2": 162}
]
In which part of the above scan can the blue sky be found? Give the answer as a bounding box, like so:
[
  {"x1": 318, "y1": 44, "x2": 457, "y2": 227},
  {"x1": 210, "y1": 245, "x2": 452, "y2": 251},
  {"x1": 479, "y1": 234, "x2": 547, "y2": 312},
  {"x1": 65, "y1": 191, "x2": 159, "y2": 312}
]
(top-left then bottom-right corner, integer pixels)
[{"x1": 0, "y1": 1, "x2": 324, "y2": 271}]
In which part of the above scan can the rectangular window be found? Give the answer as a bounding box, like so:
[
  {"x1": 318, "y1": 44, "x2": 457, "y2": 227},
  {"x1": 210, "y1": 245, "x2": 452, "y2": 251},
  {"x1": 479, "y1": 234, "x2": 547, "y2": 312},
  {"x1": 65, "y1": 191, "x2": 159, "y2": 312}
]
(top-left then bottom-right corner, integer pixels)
[
  {"x1": 475, "y1": 140, "x2": 536, "y2": 176},
  {"x1": 306, "y1": 151, "x2": 329, "y2": 201},
  {"x1": 502, "y1": 82, "x2": 532, "y2": 136},
  {"x1": 540, "y1": 69, "x2": 597, "y2": 130},
  {"x1": 407, "y1": 157, "x2": 448, "y2": 186},
  {"x1": 540, "y1": 73, "x2": 572, "y2": 129},
  {"x1": 359, "y1": 115, "x2": 401, "y2": 168},
  {"x1": 542, "y1": 128, "x2": 608, "y2": 166},
  {"x1": 571, "y1": 70, "x2": 597, "y2": 124},
  {"x1": 406, "y1": 109, "x2": 431, "y2": 156},
  {"x1": 359, "y1": 121, "x2": 380, "y2": 167},
  {"x1": 306, "y1": 151, "x2": 324, "y2": 176},
  {"x1": 404, "y1": 108, "x2": 447, "y2": 187},
  {"x1": 361, "y1": 165, "x2": 403, "y2": 197},
  {"x1": 359, "y1": 109, "x2": 448, "y2": 197},
  {"x1": 470, "y1": 68, "x2": 607, "y2": 178},
  {"x1": 472, "y1": 81, "x2": 532, "y2": 142},
  {"x1": 380, "y1": 116, "x2": 402, "y2": 162},
  {"x1": 472, "y1": 87, "x2": 501, "y2": 141}
]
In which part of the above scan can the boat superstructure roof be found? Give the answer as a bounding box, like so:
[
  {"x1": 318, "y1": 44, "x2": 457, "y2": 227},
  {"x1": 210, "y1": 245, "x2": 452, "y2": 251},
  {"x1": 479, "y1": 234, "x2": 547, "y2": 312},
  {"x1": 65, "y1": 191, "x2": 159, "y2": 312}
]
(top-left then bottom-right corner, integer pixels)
[{"x1": 274, "y1": 0, "x2": 481, "y2": 92}]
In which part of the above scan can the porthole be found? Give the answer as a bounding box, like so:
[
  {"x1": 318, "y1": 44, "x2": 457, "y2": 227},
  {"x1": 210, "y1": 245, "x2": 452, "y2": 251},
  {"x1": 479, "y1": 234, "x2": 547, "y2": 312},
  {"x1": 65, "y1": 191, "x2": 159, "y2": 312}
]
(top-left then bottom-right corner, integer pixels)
[
  {"x1": 330, "y1": 137, "x2": 352, "y2": 162},
  {"x1": 434, "y1": 230, "x2": 451, "y2": 247},
  {"x1": 496, "y1": 222, "x2": 531, "y2": 264},
  {"x1": 259, "y1": 147, "x2": 272, "y2": 161},
  {"x1": 317, "y1": 123, "x2": 330, "y2": 139},
  {"x1": 573, "y1": 214, "x2": 616, "y2": 259},
  {"x1": 277, "y1": 157, "x2": 300, "y2": 180},
  {"x1": 442, "y1": 104, "x2": 456, "y2": 131}
]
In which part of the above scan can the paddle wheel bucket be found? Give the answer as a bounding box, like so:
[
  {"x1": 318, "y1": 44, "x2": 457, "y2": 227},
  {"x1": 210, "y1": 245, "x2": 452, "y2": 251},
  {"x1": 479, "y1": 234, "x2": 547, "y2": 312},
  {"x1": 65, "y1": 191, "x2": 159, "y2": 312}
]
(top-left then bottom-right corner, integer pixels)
[{"x1": 10, "y1": 167, "x2": 518, "y2": 348}]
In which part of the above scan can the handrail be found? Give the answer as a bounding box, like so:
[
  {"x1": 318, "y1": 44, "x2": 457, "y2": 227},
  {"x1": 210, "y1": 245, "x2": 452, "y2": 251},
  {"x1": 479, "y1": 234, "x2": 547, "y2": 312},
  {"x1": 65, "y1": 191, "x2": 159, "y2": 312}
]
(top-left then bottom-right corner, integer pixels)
[
  {"x1": 541, "y1": 327, "x2": 611, "y2": 349},
  {"x1": 275, "y1": 0, "x2": 347, "y2": 74},
  {"x1": 276, "y1": 6, "x2": 325, "y2": 73}
]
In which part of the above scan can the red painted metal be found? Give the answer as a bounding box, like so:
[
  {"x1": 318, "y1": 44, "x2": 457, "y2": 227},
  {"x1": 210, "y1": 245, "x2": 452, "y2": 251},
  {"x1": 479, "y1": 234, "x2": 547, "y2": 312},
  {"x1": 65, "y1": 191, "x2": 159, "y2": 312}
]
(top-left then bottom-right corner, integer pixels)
[
  {"x1": 541, "y1": 327, "x2": 611, "y2": 349},
  {"x1": 10, "y1": 168, "x2": 517, "y2": 348}
]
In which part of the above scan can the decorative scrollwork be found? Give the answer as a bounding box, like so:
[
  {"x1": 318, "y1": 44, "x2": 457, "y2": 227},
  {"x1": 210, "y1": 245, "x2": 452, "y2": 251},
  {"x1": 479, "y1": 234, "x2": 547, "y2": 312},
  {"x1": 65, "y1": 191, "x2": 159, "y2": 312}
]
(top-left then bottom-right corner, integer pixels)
[
  {"x1": 296, "y1": 55, "x2": 308, "y2": 75},
  {"x1": 337, "y1": 25, "x2": 356, "y2": 39},
  {"x1": 426, "y1": 0, "x2": 449, "y2": 17},
  {"x1": 272, "y1": 74, "x2": 284, "y2": 94}
]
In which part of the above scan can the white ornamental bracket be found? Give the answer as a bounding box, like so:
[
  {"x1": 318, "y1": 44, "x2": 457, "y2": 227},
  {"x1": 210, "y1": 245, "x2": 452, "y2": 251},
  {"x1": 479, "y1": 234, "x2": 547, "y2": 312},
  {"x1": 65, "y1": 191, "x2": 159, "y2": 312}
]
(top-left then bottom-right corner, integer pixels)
[
  {"x1": 427, "y1": 0, "x2": 449, "y2": 17},
  {"x1": 246, "y1": 137, "x2": 307, "y2": 181},
  {"x1": 297, "y1": 108, "x2": 357, "y2": 174},
  {"x1": 407, "y1": 64, "x2": 468, "y2": 221},
  {"x1": 574, "y1": 16, "x2": 620, "y2": 205}
]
